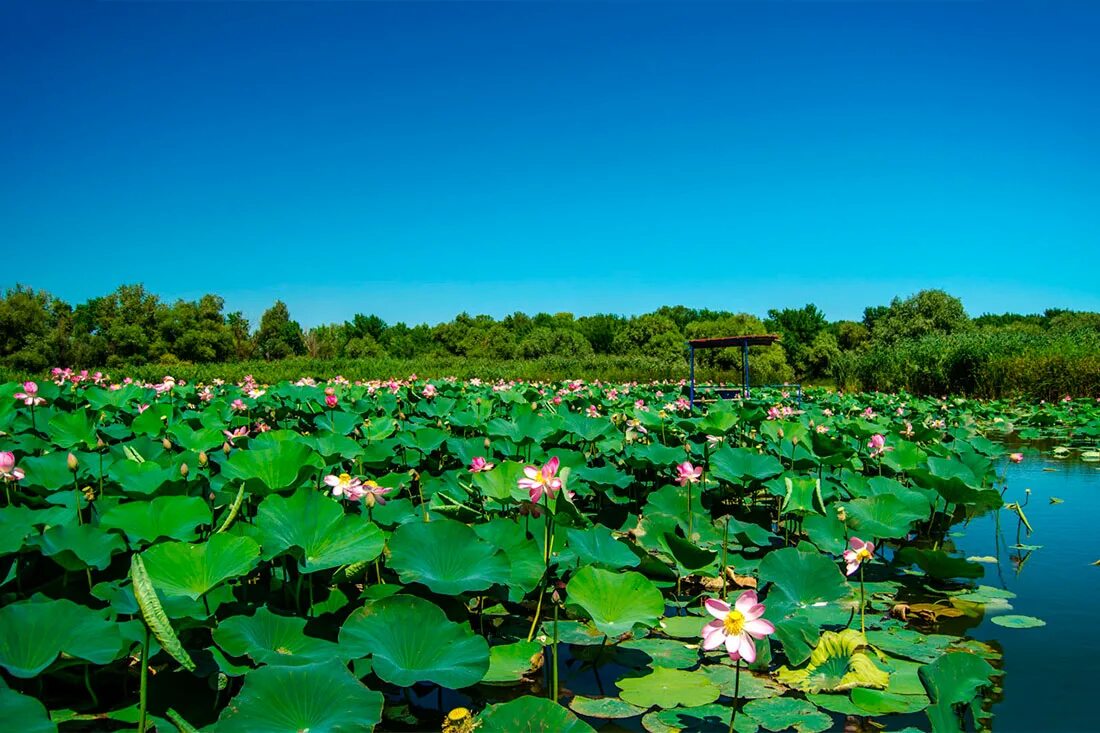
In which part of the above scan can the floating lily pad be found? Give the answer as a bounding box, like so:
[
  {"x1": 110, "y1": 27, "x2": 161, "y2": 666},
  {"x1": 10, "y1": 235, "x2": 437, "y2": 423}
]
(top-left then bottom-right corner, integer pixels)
[
  {"x1": 480, "y1": 696, "x2": 595, "y2": 733},
  {"x1": 213, "y1": 607, "x2": 343, "y2": 667},
  {"x1": 990, "y1": 614, "x2": 1046, "y2": 629},
  {"x1": 645, "y1": 703, "x2": 759, "y2": 733},
  {"x1": 758, "y1": 547, "x2": 849, "y2": 606},
  {"x1": 566, "y1": 567, "x2": 664, "y2": 638},
  {"x1": 620, "y1": 638, "x2": 699, "y2": 669},
  {"x1": 743, "y1": 697, "x2": 832, "y2": 733},
  {"x1": 482, "y1": 641, "x2": 543, "y2": 683},
  {"x1": 569, "y1": 695, "x2": 647, "y2": 719},
  {"x1": 777, "y1": 630, "x2": 888, "y2": 693},
  {"x1": 617, "y1": 667, "x2": 720, "y2": 709}
]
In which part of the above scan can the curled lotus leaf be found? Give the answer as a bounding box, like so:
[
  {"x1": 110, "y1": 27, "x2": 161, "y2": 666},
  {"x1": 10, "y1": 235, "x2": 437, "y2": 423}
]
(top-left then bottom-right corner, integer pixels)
[{"x1": 776, "y1": 629, "x2": 889, "y2": 693}]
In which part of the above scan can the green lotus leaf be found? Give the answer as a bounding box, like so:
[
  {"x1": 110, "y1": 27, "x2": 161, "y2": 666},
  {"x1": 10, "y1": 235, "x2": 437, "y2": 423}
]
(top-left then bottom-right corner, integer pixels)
[
  {"x1": 659, "y1": 614, "x2": 706, "y2": 640},
  {"x1": 701, "y1": 666, "x2": 783, "y2": 699},
  {"x1": 471, "y1": 461, "x2": 529, "y2": 502},
  {"x1": 919, "y1": 652, "x2": 995, "y2": 733},
  {"x1": 141, "y1": 534, "x2": 261, "y2": 599},
  {"x1": 18, "y1": 452, "x2": 77, "y2": 491},
  {"x1": 781, "y1": 476, "x2": 825, "y2": 517},
  {"x1": 801, "y1": 514, "x2": 847, "y2": 554},
  {"x1": 256, "y1": 487, "x2": 384, "y2": 573},
  {"x1": 215, "y1": 660, "x2": 383, "y2": 733},
  {"x1": 573, "y1": 463, "x2": 632, "y2": 488},
  {"x1": 474, "y1": 517, "x2": 545, "y2": 600},
  {"x1": 566, "y1": 524, "x2": 640, "y2": 570},
  {"x1": 645, "y1": 703, "x2": 758, "y2": 733},
  {"x1": 167, "y1": 424, "x2": 225, "y2": 453},
  {"x1": 0, "y1": 598, "x2": 128, "y2": 678},
  {"x1": 569, "y1": 695, "x2": 647, "y2": 719},
  {"x1": 108, "y1": 460, "x2": 179, "y2": 497},
  {"x1": 989, "y1": 614, "x2": 1045, "y2": 629},
  {"x1": 843, "y1": 494, "x2": 927, "y2": 540},
  {"x1": 617, "y1": 667, "x2": 720, "y2": 709},
  {"x1": 662, "y1": 532, "x2": 718, "y2": 574},
  {"x1": 338, "y1": 595, "x2": 489, "y2": 688},
  {"x1": 865, "y1": 628, "x2": 954, "y2": 664},
  {"x1": 47, "y1": 409, "x2": 97, "y2": 450},
  {"x1": 894, "y1": 547, "x2": 984, "y2": 579},
  {"x1": 710, "y1": 446, "x2": 783, "y2": 482},
  {"x1": 619, "y1": 638, "x2": 699, "y2": 670},
  {"x1": 32, "y1": 524, "x2": 126, "y2": 570},
  {"x1": 100, "y1": 495, "x2": 212, "y2": 545},
  {"x1": 213, "y1": 607, "x2": 344, "y2": 667},
  {"x1": 566, "y1": 567, "x2": 664, "y2": 638},
  {"x1": 758, "y1": 546, "x2": 849, "y2": 606},
  {"x1": 629, "y1": 441, "x2": 688, "y2": 468},
  {"x1": 387, "y1": 517, "x2": 509, "y2": 595},
  {"x1": 479, "y1": 696, "x2": 595, "y2": 733},
  {"x1": 222, "y1": 441, "x2": 322, "y2": 494},
  {"x1": 804, "y1": 692, "x2": 866, "y2": 716},
  {"x1": 777, "y1": 630, "x2": 889, "y2": 693},
  {"x1": 850, "y1": 687, "x2": 930, "y2": 714},
  {"x1": 541, "y1": 620, "x2": 608, "y2": 646},
  {"x1": 482, "y1": 641, "x2": 543, "y2": 683},
  {"x1": 742, "y1": 697, "x2": 832, "y2": 733},
  {"x1": 0, "y1": 684, "x2": 56, "y2": 733},
  {"x1": 0, "y1": 505, "x2": 47, "y2": 556}
]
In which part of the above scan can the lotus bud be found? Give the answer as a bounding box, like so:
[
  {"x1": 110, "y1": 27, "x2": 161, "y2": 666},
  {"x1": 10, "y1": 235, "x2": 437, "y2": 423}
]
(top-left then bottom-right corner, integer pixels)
[
  {"x1": 162, "y1": 437, "x2": 172, "y2": 451},
  {"x1": 223, "y1": 441, "x2": 232, "y2": 455},
  {"x1": 82, "y1": 485, "x2": 96, "y2": 502},
  {"x1": 67, "y1": 452, "x2": 79, "y2": 472},
  {"x1": 198, "y1": 451, "x2": 208, "y2": 467},
  {"x1": 483, "y1": 438, "x2": 491, "y2": 450},
  {"x1": 96, "y1": 436, "x2": 106, "y2": 449},
  {"x1": 180, "y1": 463, "x2": 189, "y2": 478}
]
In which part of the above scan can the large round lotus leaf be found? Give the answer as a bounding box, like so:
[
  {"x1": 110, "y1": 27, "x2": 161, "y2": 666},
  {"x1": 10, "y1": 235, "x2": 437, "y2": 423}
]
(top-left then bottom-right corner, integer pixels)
[
  {"x1": 645, "y1": 704, "x2": 759, "y2": 733},
  {"x1": 619, "y1": 638, "x2": 699, "y2": 670},
  {"x1": 801, "y1": 514, "x2": 848, "y2": 554},
  {"x1": 474, "y1": 518, "x2": 545, "y2": 600},
  {"x1": 919, "y1": 651, "x2": 995, "y2": 732},
  {"x1": 776, "y1": 630, "x2": 889, "y2": 693},
  {"x1": 569, "y1": 695, "x2": 647, "y2": 719},
  {"x1": 850, "y1": 687, "x2": 929, "y2": 714},
  {"x1": 0, "y1": 685, "x2": 55, "y2": 733},
  {"x1": 661, "y1": 532, "x2": 718, "y2": 574},
  {"x1": 617, "y1": 667, "x2": 720, "y2": 709},
  {"x1": 32, "y1": 524, "x2": 126, "y2": 571},
  {"x1": 566, "y1": 567, "x2": 664, "y2": 638},
  {"x1": 629, "y1": 442, "x2": 687, "y2": 468},
  {"x1": 541, "y1": 620, "x2": 608, "y2": 646},
  {"x1": 482, "y1": 641, "x2": 543, "y2": 683},
  {"x1": 804, "y1": 692, "x2": 865, "y2": 716},
  {"x1": 566, "y1": 524, "x2": 640, "y2": 570},
  {"x1": 387, "y1": 518, "x2": 509, "y2": 595},
  {"x1": 256, "y1": 488, "x2": 384, "y2": 573},
  {"x1": 894, "y1": 547, "x2": 984, "y2": 580},
  {"x1": 47, "y1": 409, "x2": 97, "y2": 450},
  {"x1": 758, "y1": 546, "x2": 849, "y2": 606},
  {"x1": 213, "y1": 607, "x2": 343, "y2": 667},
  {"x1": 742, "y1": 697, "x2": 832, "y2": 733},
  {"x1": 710, "y1": 445, "x2": 783, "y2": 482},
  {"x1": 108, "y1": 460, "x2": 182, "y2": 497},
  {"x1": 660, "y1": 614, "x2": 706, "y2": 640},
  {"x1": 100, "y1": 495, "x2": 212, "y2": 545},
  {"x1": 573, "y1": 463, "x2": 632, "y2": 488},
  {"x1": 843, "y1": 494, "x2": 928, "y2": 540},
  {"x1": 0, "y1": 598, "x2": 128, "y2": 678},
  {"x1": 989, "y1": 614, "x2": 1045, "y2": 629},
  {"x1": 222, "y1": 442, "x2": 321, "y2": 494},
  {"x1": 865, "y1": 628, "x2": 954, "y2": 664},
  {"x1": 479, "y1": 696, "x2": 595, "y2": 733},
  {"x1": 215, "y1": 660, "x2": 383, "y2": 733},
  {"x1": 141, "y1": 534, "x2": 261, "y2": 599},
  {"x1": 701, "y1": 666, "x2": 783, "y2": 700},
  {"x1": 339, "y1": 595, "x2": 489, "y2": 688},
  {"x1": 0, "y1": 506, "x2": 41, "y2": 556}
]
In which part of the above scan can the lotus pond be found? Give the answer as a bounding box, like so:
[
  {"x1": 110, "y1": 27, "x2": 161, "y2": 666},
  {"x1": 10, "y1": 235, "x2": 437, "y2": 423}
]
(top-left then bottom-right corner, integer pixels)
[{"x1": 1, "y1": 375, "x2": 1098, "y2": 732}]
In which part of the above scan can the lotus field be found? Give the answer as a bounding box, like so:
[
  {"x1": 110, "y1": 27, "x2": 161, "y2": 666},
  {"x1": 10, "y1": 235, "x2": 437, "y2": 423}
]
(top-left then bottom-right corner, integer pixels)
[{"x1": 2, "y1": 374, "x2": 1096, "y2": 732}]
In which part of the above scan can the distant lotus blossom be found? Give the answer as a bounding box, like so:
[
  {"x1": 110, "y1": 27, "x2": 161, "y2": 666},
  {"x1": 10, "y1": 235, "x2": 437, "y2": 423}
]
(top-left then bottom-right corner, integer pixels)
[
  {"x1": 675, "y1": 461, "x2": 703, "y2": 486},
  {"x1": 137, "y1": 403, "x2": 150, "y2": 414},
  {"x1": 823, "y1": 408, "x2": 833, "y2": 417},
  {"x1": 230, "y1": 399, "x2": 247, "y2": 411},
  {"x1": 930, "y1": 418, "x2": 946, "y2": 429},
  {"x1": 867, "y1": 434, "x2": 889, "y2": 457},
  {"x1": 706, "y1": 434, "x2": 724, "y2": 446},
  {"x1": 254, "y1": 421, "x2": 272, "y2": 433},
  {"x1": 325, "y1": 393, "x2": 338, "y2": 409},
  {"x1": 901, "y1": 421, "x2": 914, "y2": 437},
  {"x1": 13, "y1": 382, "x2": 45, "y2": 406},
  {"x1": 816, "y1": 424, "x2": 829, "y2": 434},
  {"x1": 361, "y1": 480, "x2": 392, "y2": 507},
  {"x1": 586, "y1": 405, "x2": 599, "y2": 418},
  {"x1": 422, "y1": 384, "x2": 437, "y2": 399},
  {"x1": 625, "y1": 418, "x2": 648, "y2": 435},
  {"x1": 1009, "y1": 452, "x2": 1024, "y2": 463},
  {"x1": 1062, "y1": 395, "x2": 1072, "y2": 402},
  {"x1": 843, "y1": 537, "x2": 875, "y2": 576},
  {"x1": 701, "y1": 591, "x2": 775, "y2": 664},
  {"x1": 607, "y1": 389, "x2": 619, "y2": 400},
  {"x1": 767, "y1": 406, "x2": 781, "y2": 420},
  {"x1": 325, "y1": 472, "x2": 364, "y2": 500},
  {"x1": 0, "y1": 452, "x2": 25, "y2": 482},
  {"x1": 469, "y1": 456, "x2": 494, "y2": 473},
  {"x1": 862, "y1": 407, "x2": 876, "y2": 418},
  {"x1": 518, "y1": 456, "x2": 569, "y2": 504},
  {"x1": 223, "y1": 426, "x2": 248, "y2": 445}
]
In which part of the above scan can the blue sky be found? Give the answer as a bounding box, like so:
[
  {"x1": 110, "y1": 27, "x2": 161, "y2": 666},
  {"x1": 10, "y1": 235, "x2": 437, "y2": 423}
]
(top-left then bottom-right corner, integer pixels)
[{"x1": 2, "y1": 0, "x2": 1098, "y2": 328}]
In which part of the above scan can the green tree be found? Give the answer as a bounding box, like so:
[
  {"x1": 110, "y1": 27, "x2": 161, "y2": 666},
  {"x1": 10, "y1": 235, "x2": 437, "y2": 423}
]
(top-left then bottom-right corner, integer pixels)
[
  {"x1": 254, "y1": 301, "x2": 305, "y2": 360},
  {"x1": 611, "y1": 314, "x2": 680, "y2": 357},
  {"x1": 864, "y1": 290, "x2": 971, "y2": 345},
  {"x1": 764, "y1": 304, "x2": 827, "y2": 377},
  {"x1": 0, "y1": 285, "x2": 71, "y2": 371},
  {"x1": 517, "y1": 327, "x2": 594, "y2": 359}
]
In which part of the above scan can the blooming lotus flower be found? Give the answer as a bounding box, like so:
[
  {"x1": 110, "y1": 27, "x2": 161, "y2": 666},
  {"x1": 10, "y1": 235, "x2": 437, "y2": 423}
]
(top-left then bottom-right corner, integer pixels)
[
  {"x1": 675, "y1": 461, "x2": 702, "y2": 486},
  {"x1": 230, "y1": 399, "x2": 247, "y2": 411},
  {"x1": 867, "y1": 434, "x2": 887, "y2": 457},
  {"x1": 325, "y1": 472, "x2": 364, "y2": 499},
  {"x1": 586, "y1": 405, "x2": 599, "y2": 418},
  {"x1": 701, "y1": 591, "x2": 775, "y2": 663},
  {"x1": 13, "y1": 382, "x2": 45, "y2": 406},
  {"x1": 422, "y1": 384, "x2": 437, "y2": 399},
  {"x1": 767, "y1": 406, "x2": 781, "y2": 420},
  {"x1": 361, "y1": 480, "x2": 391, "y2": 507},
  {"x1": 1009, "y1": 452, "x2": 1024, "y2": 463},
  {"x1": 518, "y1": 456, "x2": 566, "y2": 504},
  {"x1": 0, "y1": 451, "x2": 25, "y2": 482},
  {"x1": 223, "y1": 426, "x2": 248, "y2": 445},
  {"x1": 843, "y1": 537, "x2": 875, "y2": 576},
  {"x1": 469, "y1": 456, "x2": 494, "y2": 473}
]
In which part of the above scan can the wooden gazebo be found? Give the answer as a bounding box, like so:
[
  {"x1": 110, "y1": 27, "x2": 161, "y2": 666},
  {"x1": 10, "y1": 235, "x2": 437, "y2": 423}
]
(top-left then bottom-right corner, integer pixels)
[{"x1": 686, "y1": 334, "x2": 782, "y2": 408}]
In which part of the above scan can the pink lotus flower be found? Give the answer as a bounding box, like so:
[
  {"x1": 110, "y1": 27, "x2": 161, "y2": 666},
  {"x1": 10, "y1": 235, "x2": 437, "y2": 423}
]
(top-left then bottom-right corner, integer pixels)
[
  {"x1": 518, "y1": 456, "x2": 567, "y2": 504},
  {"x1": 701, "y1": 591, "x2": 775, "y2": 664},
  {"x1": 867, "y1": 434, "x2": 888, "y2": 457},
  {"x1": 13, "y1": 382, "x2": 45, "y2": 406},
  {"x1": 586, "y1": 405, "x2": 599, "y2": 418},
  {"x1": 0, "y1": 451, "x2": 25, "y2": 482},
  {"x1": 675, "y1": 461, "x2": 702, "y2": 486},
  {"x1": 469, "y1": 456, "x2": 495, "y2": 473},
  {"x1": 223, "y1": 426, "x2": 249, "y2": 445},
  {"x1": 1009, "y1": 452, "x2": 1024, "y2": 463},
  {"x1": 422, "y1": 384, "x2": 437, "y2": 399},
  {"x1": 230, "y1": 399, "x2": 247, "y2": 411},
  {"x1": 862, "y1": 407, "x2": 876, "y2": 418},
  {"x1": 843, "y1": 537, "x2": 875, "y2": 576},
  {"x1": 816, "y1": 424, "x2": 829, "y2": 434},
  {"x1": 325, "y1": 472, "x2": 364, "y2": 500},
  {"x1": 325, "y1": 393, "x2": 338, "y2": 409},
  {"x1": 767, "y1": 406, "x2": 781, "y2": 421},
  {"x1": 361, "y1": 480, "x2": 392, "y2": 507}
]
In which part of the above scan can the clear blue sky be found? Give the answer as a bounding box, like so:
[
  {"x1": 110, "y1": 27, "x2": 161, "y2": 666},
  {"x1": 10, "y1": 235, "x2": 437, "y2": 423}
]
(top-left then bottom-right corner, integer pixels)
[{"x1": 2, "y1": 0, "x2": 1098, "y2": 328}]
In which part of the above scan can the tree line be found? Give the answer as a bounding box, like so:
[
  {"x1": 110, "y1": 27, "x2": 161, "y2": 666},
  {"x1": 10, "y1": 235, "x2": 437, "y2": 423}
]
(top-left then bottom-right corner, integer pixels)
[{"x1": 2, "y1": 283, "x2": 1098, "y2": 387}]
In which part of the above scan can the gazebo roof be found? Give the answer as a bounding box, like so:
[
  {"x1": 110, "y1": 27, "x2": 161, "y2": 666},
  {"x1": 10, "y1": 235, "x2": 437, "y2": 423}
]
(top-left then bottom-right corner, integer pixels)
[{"x1": 686, "y1": 334, "x2": 781, "y2": 349}]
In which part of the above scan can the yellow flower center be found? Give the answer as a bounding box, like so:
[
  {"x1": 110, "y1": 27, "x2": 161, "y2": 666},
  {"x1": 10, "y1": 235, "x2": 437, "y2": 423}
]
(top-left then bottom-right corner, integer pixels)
[
  {"x1": 447, "y1": 708, "x2": 471, "y2": 722},
  {"x1": 857, "y1": 548, "x2": 873, "y2": 562},
  {"x1": 338, "y1": 473, "x2": 351, "y2": 485},
  {"x1": 723, "y1": 609, "x2": 745, "y2": 636}
]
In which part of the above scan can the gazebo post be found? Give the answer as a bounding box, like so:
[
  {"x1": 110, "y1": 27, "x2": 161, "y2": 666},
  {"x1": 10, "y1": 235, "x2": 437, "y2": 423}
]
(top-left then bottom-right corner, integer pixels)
[
  {"x1": 689, "y1": 344, "x2": 696, "y2": 409},
  {"x1": 742, "y1": 340, "x2": 750, "y2": 398}
]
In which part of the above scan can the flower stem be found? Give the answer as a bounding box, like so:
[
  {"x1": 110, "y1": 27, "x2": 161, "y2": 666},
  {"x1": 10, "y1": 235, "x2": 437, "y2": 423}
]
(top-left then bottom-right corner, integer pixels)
[
  {"x1": 721, "y1": 517, "x2": 730, "y2": 601},
  {"x1": 138, "y1": 626, "x2": 150, "y2": 733},
  {"x1": 728, "y1": 658, "x2": 741, "y2": 733},
  {"x1": 551, "y1": 598, "x2": 560, "y2": 702},
  {"x1": 859, "y1": 564, "x2": 866, "y2": 635}
]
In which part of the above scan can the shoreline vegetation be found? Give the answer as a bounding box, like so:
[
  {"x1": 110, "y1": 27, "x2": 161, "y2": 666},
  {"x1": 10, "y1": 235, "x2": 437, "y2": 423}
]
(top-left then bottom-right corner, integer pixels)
[{"x1": 2, "y1": 284, "x2": 1098, "y2": 398}]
